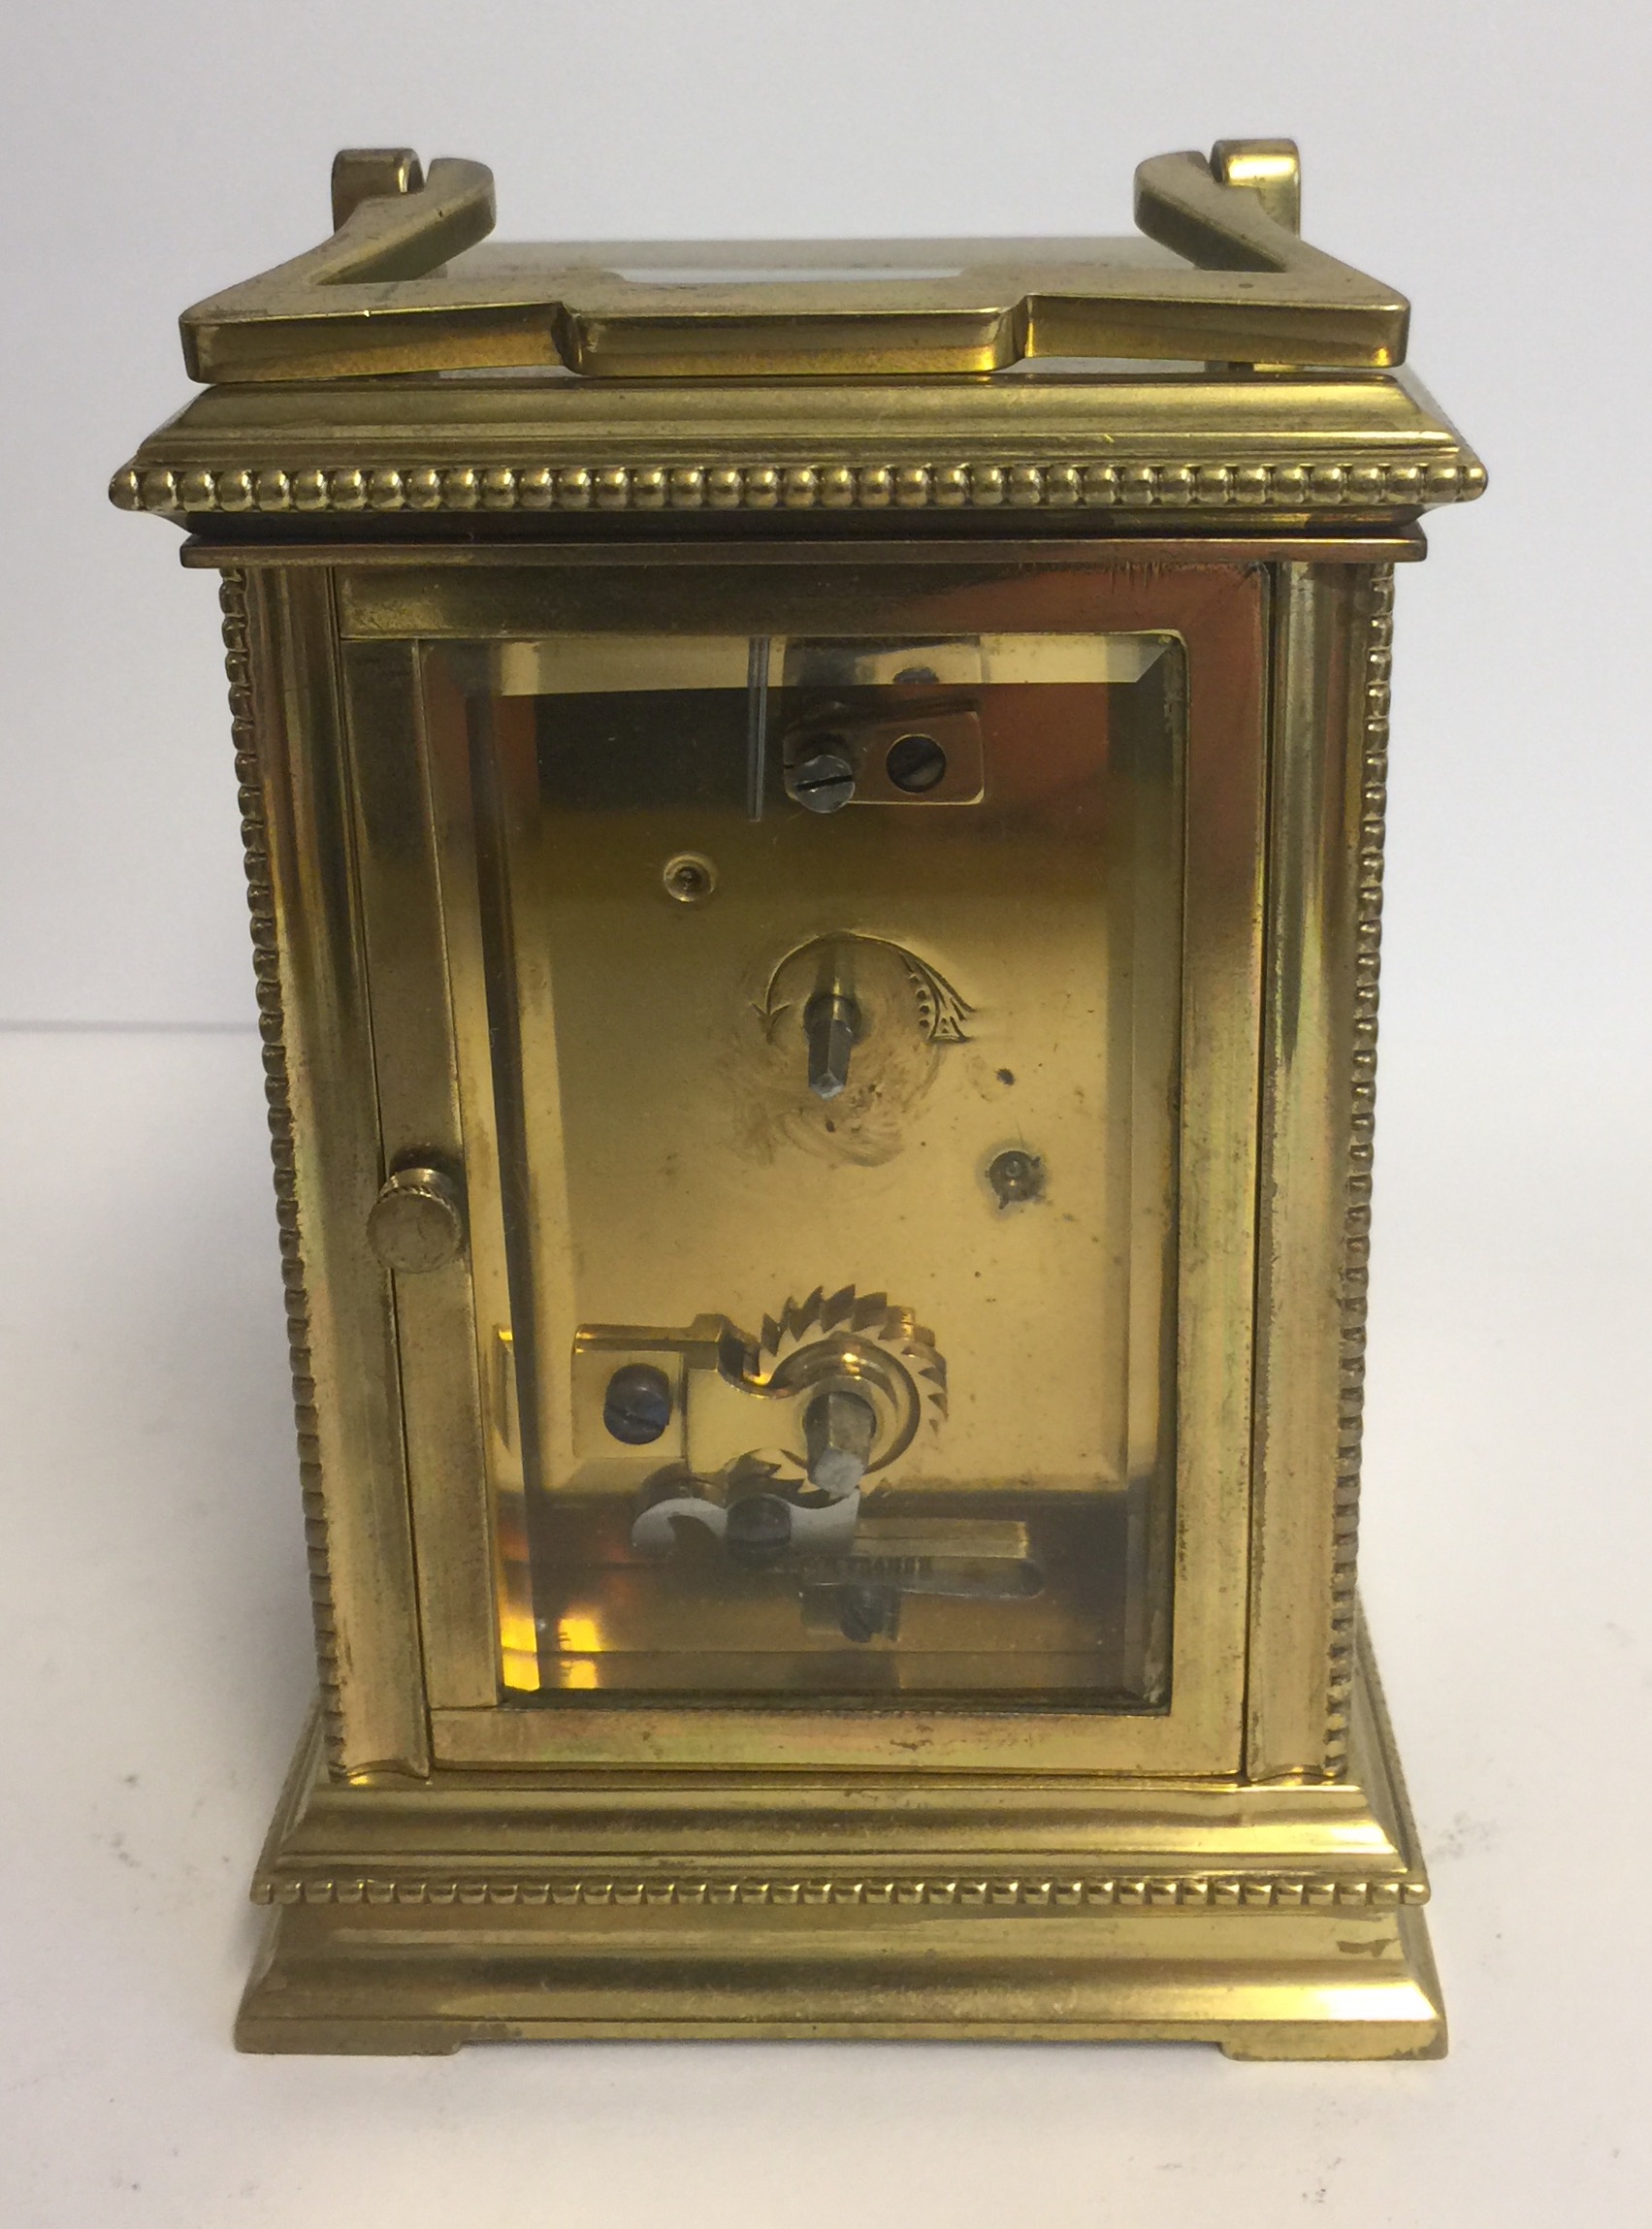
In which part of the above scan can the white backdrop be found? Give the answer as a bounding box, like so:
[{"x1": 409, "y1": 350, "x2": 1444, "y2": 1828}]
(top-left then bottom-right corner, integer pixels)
[{"x1": 1, "y1": 5, "x2": 1648, "y2": 2226}]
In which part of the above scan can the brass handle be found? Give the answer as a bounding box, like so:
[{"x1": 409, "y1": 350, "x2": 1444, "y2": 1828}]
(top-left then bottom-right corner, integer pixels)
[
  {"x1": 178, "y1": 140, "x2": 1407, "y2": 384},
  {"x1": 367, "y1": 1166, "x2": 466, "y2": 1273}
]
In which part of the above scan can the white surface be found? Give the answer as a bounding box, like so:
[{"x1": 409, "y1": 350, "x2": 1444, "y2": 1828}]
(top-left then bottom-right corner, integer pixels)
[{"x1": 2, "y1": 1, "x2": 1649, "y2": 2220}]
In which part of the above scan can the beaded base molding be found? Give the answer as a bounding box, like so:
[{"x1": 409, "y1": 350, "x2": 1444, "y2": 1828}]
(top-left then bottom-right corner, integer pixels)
[
  {"x1": 255, "y1": 1871, "x2": 1427, "y2": 1915},
  {"x1": 238, "y1": 1618, "x2": 1443, "y2": 2057}
]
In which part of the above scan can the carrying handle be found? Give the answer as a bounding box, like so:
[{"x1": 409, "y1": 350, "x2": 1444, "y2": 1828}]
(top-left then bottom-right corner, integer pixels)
[{"x1": 180, "y1": 140, "x2": 1408, "y2": 383}]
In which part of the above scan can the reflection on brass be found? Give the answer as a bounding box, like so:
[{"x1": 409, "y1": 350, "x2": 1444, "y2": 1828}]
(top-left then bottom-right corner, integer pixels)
[
  {"x1": 112, "y1": 139, "x2": 1480, "y2": 2056},
  {"x1": 491, "y1": 1326, "x2": 517, "y2": 1449}
]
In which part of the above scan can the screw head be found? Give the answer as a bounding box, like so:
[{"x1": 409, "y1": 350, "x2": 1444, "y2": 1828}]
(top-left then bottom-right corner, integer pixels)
[
  {"x1": 602, "y1": 1364, "x2": 674, "y2": 1445},
  {"x1": 987, "y1": 1148, "x2": 1045, "y2": 1208},
  {"x1": 663, "y1": 852, "x2": 717, "y2": 905},
  {"x1": 886, "y1": 732, "x2": 949, "y2": 793},
  {"x1": 725, "y1": 1492, "x2": 794, "y2": 1567},
  {"x1": 791, "y1": 749, "x2": 857, "y2": 814},
  {"x1": 838, "y1": 1581, "x2": 901, "y2": 1642}
]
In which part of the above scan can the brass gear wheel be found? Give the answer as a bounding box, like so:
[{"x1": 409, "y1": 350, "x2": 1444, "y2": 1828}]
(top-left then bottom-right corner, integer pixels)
[{"x1": 754, "y1": 1284, "x2": 947, "y2": 1482}]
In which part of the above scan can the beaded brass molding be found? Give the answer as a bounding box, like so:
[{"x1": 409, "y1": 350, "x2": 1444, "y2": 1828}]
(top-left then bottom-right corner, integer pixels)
[
  {"x1": 221, "y1": 571, "x2": 346, "y2": 1771},
  {"x1": 1324, "y1": 565, "x2": 1394, "y2": 1774},
  {"x1": 253, "y1": 1870, "x2": 1428, "y2": 1912},
  {"x1": 112, "y1": 455, "x2": 1485, "y2": 519}
]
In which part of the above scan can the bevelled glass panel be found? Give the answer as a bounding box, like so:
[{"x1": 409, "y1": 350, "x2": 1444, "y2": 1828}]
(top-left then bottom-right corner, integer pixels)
[{"x1": 427, "y1": 629, "x2": 1183, "y2": 1705}]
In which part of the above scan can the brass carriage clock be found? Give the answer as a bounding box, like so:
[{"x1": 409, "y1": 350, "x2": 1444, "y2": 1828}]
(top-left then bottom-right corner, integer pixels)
[{"x1": 113, "y1": 140, "x2": 1482, "y2": 2055}]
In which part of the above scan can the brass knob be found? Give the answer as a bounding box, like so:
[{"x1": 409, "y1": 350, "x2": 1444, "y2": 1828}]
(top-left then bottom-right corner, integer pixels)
[{"x1": 367, "y1": 1166, "x2": 466, "y2": 1272}]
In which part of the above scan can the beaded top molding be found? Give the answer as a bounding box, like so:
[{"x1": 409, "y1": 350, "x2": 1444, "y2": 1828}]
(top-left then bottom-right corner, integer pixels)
[
  {"x1": 112, "y1": 454, "x2": 1485, "y2": 520},
  {"x1": 114, "y1": 137, "x2": 1486, "y2": 531}
]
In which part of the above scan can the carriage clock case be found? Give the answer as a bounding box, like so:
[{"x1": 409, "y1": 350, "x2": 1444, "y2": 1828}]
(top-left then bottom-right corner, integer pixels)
[{"x1": 112, "y1": 140, "x2": 1483, "y2": 2055}]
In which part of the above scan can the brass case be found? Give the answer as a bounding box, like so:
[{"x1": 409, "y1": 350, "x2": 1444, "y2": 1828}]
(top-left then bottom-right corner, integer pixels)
[{"x1": 112, "y1": 142, "x2": 1483, "y2": 2057}]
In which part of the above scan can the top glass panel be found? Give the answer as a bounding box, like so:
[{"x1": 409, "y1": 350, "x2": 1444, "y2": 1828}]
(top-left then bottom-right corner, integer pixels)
[{"x1": 427, "y1": 628, "x2": 1184, "y2": 1705}]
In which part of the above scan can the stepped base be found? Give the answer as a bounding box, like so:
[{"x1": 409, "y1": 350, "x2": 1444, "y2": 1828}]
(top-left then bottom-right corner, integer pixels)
[{"x1": 237, "y1": 1627, "x2": 1443, "y2": 2059}]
